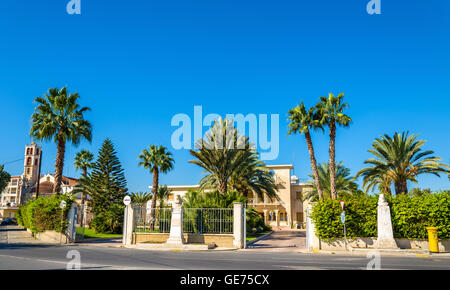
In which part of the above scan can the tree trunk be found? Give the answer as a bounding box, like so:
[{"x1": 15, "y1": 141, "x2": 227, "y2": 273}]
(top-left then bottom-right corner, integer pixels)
[
  {"x1": 304, "y1": 131, "x2": 324, "y2": 200},
  {"x1": 394, "y1": 180, "x2": 408, "y2": 195},
  {"x1": 218, "y1": 178, "x2": 227, "y2": 194},
  {"x1": 53, "y1": 134, "x2": 65, "y2": 195},
  {"x1": 329, "y1": 120, "x2": 337, "y2": 199},
  {"x1": 150, "y1": 167, "x2": 159, "y2": 231},
  {"x1": 80, "y1": 167, "x2": 87, "y2": 229}
]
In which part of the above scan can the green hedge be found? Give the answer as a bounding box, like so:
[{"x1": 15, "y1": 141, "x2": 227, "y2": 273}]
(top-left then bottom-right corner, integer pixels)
[
  {"x1": 16, "y1": 195, "x2": 74, "y2": 233},
  {"x1": 311, "y1": 192, "x2": 450, "y2": 240}
]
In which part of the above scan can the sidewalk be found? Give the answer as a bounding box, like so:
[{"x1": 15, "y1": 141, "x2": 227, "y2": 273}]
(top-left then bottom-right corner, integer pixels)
[
  {"x1": 301, "y1": 247, "x2": 450, "y2": 257},
  {"x1": 0, "y1": 225, "x2": 48, "y2": 245}
]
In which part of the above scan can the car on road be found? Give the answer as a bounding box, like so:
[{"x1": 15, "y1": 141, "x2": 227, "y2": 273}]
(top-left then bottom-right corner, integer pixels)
[{"x1": 1, "y1": 218, "x2": 17, "y2": 225}]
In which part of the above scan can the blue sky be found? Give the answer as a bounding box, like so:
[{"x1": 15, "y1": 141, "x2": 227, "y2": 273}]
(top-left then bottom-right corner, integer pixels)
[{"x1": 0, "y1": 0, "x2": 449, "y2": 193}]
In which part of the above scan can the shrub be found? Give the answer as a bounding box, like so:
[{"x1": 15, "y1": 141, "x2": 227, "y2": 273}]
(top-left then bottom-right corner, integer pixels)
[
  {"x1": 246, "y1": 207, "x2": 271, "y2": 234},
  {"x1": 389, "y1": 192, "x2": 450, "y2": 239},
  {"x1": 90, "y1": 203, "x2": 124, "y2": 234},
  {"x1": 16, "y1": 195, "x2": 74, "y2": 233},
  {"x1": 310, "y1": 191, "x2": 450, "y2": 240}
]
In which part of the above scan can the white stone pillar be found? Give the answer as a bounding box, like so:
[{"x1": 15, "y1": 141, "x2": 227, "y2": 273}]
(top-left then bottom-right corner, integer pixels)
[
  {"x1": 166, "y1": 196, "x2": 185, "y2": 245},
  {"x1": 306, "y1": 203, "x2": 320, "y2": 252},
  {"x1": 233, "y1": 202, "x2": 245, "y2": 249},
  {"x1": 66, "y1": 203, "x2": 77, "y2": 243},
  {"x1": 275, "y1": 209, "x2": 280, "y2": 227},
  {"x1": 263, "y1": 209, "x2": 268, "y2": 225},
  {"x1": 123, "y1": 204, "x2": 134, "y2": 246},
  {"x1": 375, "y1": 194, "x2": 398, "y2": 249}
]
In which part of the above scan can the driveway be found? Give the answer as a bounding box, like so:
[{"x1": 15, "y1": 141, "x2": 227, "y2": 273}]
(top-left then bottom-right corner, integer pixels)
[{"x1": 246, "y1": 229, "x2": 306, "y2": 252}]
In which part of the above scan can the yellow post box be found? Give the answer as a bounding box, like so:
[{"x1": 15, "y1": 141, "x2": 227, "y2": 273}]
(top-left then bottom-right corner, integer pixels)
[{"x1": 426, "y1": 227, "x2": 439, "y2": 253}]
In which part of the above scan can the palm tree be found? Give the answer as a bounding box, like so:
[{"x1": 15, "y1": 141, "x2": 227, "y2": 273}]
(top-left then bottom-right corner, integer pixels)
[
  {"x1": 304, "y1": 161, "x2": 358, "y2": 201},
  {"x1": 190, "y1": 118, "x2": 253, "y2": 194},
  {"x1": 138, "y1": 145, "x2": 174, "y2": 230},
  {"x1": 356, "y1": 132, "x2": 450, "y2": 195},
  {"x1": 357, "y1": 167, "x2": 392, "y2": 195},
  {"x1": 30, "y1": 87, "x2": 92, "y2": 194},
  {"x1": 228, "y1": 153, "x2": 278, "y2": 200},
  {"x1": 130, "y1": 191, "x2": 153, "y2": 206},
  {"x1": 73, "y1": 149, "x2": 94, "y2": 231},
  {"x1": 190, "y1": 118, "x2": 277, "y2": 200},
  {"x1": 315, "y1": 93, "x2": 352, "y2": 199},
  {"x1": 288, "y1": 101, "x2": 324, "y2": 200},
  {"x1": 157, "y1": 185, "x2": 172, "y2": 209}
]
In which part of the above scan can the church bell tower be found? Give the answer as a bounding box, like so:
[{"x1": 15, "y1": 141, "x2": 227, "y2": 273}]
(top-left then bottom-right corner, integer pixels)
[{"x1": 23, "y1": 142, "x2": 41, "y2": 186}]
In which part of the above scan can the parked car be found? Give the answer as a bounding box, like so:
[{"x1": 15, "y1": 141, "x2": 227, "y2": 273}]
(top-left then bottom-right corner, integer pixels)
[{"x1": 1, "y1": 218, "x2": 17, "y2": 225}]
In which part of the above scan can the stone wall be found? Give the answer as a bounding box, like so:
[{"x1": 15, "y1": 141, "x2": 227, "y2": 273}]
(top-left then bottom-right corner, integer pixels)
[
  {"x1": 132, "y1": 232, "x2": 234, "y2": 248},
  {"x1": 27, "y1": 228, "x2": 69, "y2": 244},
  {"x1": 318, "y1": 237, "x2": 450, "y2": 252}
]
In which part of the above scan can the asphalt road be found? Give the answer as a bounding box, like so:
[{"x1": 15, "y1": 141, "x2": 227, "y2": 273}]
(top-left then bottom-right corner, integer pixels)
[
  {"x1": 1, "y1": 225, "x2": 449, "y2": 270},
  {"x1": 1, "y1": 242, "x2": 449, "y2": 270}
]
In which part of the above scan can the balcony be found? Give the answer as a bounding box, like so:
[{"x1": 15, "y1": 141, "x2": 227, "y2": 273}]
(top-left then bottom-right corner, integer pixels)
[{"x1": 247, "y1": 198, "x2": 282, "y2": 206}]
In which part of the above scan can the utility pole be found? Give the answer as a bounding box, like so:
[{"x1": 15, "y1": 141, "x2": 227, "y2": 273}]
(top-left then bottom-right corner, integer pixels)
[{"x1": 36, "y1": 149, "x2": 42, "y2": 199}]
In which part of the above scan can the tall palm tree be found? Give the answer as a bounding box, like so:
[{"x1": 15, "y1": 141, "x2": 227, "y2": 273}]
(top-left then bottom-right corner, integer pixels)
[
  {"x1": 30, "y1": 87, "x2": 92, "y2": 194},
  {"x1": 288, "y1": 101, "x2": 324, "y2": 200},
  {"x1": 357, "y1": 132, "x2": 450, "y2": 195},
  {"x1": 73, "y1": 149, "x2": 94, "y2": 230},
  {"x1": 138, "y1": 145, "x2": 174, "y2": 230},
  {"x1": 315, "y1": 93, "x2": 352, "y2": 199},
  {"x1": 304, "y1": 161, "x2": 358, "y2": 201},
  {"x1": 74, "y1": 149, "x2": 94, "y2": 177}
]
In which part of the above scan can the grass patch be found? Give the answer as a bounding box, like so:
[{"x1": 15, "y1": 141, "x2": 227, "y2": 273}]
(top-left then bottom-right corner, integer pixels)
[
  {"x1": 246, "y1": 231, "x2": 271, "y2": 242},
  {"x1": 76, "y1": 227, "x2": 122, "y2": 239}
]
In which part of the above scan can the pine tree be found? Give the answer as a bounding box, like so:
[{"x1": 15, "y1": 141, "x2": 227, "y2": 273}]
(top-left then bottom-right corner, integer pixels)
[{"x1": 86, "y1": 138, "x2": 128, "y2": 214}]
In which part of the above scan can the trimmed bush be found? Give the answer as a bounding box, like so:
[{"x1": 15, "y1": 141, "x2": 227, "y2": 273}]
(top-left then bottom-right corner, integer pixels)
[
  {"x1": 310, "y1": 191, "x2": 450, "y2": 240},
  {"x1": 16, "y1": 195, "x2": 74, "y2": 233},
  {"x1": 90, "y1": 203, "x2": 124, "y2": 234}
]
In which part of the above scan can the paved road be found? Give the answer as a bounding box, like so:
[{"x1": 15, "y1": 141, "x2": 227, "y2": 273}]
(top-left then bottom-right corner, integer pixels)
[
  {"x1": 247, "y1": 229, "x2": 305, "y2": 252},
  {"x1": 1, "y1": 226, "x2": 449, "y2": 270}
]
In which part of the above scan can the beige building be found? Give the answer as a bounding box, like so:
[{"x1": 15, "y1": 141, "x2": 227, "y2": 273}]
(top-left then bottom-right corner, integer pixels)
[
  {"x1": 160, "y1": 165, "x2": 313, "y2": 229},
  {"x1": 0, "y1": 143, "x2": 79, "y2": 221}
]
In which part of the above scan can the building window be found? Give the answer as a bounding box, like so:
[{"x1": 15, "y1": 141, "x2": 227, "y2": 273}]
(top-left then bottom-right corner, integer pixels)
[
  {"x1": 296, "y1": 212, "x2": 304, "y2": 223},
  {"x1": 36, "y1": 148, "x2": 39, "y2": 155},
  {"x1": 34, "y1": 159, "x2": 38, "y2": 166},
  {"x1": 296, "y1": 190, "x2": 303, "y2": 200},
  {"x1": 26, "y1": 157, "x2": 32, "y2": 166},
  {"x1": 27, "y1": 168, "x2": 31, "y2": 175},
  {"x1": 26, "y1": 148, "x2": 30, "y2": 155}
]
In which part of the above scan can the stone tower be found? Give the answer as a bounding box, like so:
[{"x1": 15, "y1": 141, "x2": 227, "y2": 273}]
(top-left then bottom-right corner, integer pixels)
[{"x1": 23, "y1": 142, "x2": 41, "y2": 186}]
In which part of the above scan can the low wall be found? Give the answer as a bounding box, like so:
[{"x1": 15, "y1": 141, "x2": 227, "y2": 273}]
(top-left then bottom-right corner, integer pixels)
[
  {"x1": 133, "y1": 232, "x2": 234, "y2": 248},
  {"x1": 318, "y1": 237, "x2": 450, "y2": 252},
  {"x1": 27, "y1": 228, "x2": 69, "y2": 244}
]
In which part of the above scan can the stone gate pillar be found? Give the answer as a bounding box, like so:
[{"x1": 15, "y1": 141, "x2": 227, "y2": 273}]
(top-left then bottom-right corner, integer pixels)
[
  {"x1": 233, "y1": 202, "x2": 245, "y2": 249},
  {"x1": 166, "y1": 195, "x2": 185, "y2": 245},
  {"x1": 123, "y1": 204, "x2": 134, "y2": 246},
  {"x1": 375, "y1": 194, "x2": 398, "y2": 249}
]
